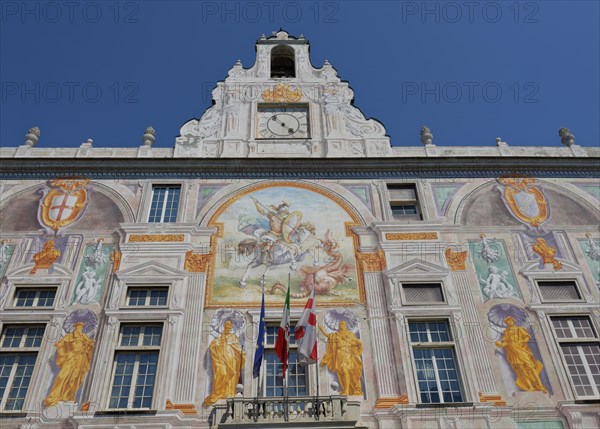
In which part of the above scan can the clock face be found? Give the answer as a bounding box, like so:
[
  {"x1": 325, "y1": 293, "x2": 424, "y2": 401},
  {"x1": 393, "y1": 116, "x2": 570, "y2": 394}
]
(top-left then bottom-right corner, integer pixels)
[{"x1": 257, "y1": 105, "x2": 309, "y2": 139}]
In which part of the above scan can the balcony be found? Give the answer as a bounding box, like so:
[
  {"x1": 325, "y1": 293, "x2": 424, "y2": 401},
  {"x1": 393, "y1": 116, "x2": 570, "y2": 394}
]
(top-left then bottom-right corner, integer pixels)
[{"x1": 212, "y1": 395, "x2": 364, "y2": 428}]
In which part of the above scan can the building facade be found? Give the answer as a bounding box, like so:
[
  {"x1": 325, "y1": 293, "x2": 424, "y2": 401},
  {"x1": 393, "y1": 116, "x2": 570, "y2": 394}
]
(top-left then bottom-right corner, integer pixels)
[{"x1": 1, "y1": 31, "x2": 599, "y2": 429}]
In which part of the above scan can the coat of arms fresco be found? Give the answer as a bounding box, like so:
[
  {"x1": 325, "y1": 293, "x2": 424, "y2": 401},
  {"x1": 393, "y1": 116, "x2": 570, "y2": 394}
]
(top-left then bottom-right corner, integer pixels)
[
  {"x1": 207, "y1": 184, "x2": 361, "y2": 307},
  {"x1": 496, "y1": 177, "x2": 549, "y2": 230},
  {"x1": 38, "y1": 179, "x2": 90, "y2": 233}
]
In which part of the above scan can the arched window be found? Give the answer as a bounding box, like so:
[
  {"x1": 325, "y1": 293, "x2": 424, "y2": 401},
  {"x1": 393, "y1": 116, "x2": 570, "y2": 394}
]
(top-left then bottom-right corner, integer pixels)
[{"x1": 270, "y1": 45, "x2": 295, "y2": 78}]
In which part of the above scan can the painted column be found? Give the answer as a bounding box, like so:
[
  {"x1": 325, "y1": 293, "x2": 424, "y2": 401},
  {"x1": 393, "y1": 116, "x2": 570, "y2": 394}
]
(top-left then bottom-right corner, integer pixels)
[
  {"x1": 359, "y1": 251, "x2": 405, "y2": 407},
  {"x1": 173, "y1": 271, "x2": 206, "y2": 403},
  {"x1": 445, "y1": 248, "x2": 499, "y2": 398}
]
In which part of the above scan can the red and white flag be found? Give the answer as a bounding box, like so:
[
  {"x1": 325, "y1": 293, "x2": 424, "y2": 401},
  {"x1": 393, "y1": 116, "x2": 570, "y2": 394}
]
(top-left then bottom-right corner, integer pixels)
[
  {"x1": 295, "y1": 287, "x2": 318, "y2": 364},
  {"x1": 275, "y1": 284, "x2": 291, "y2": 377}
]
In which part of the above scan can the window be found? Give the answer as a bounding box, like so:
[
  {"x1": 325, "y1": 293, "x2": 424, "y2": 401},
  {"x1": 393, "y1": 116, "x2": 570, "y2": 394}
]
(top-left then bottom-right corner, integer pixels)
[
  {"x1": 271, "y1": 45, "x2": 295, "y2": 78},
  {"x1": 538, "y1": 281, "x2": 582, "y2": 302},
  {"x1": 403, "y1": 283, "x2": 445, "y2": 304},
  {"x1": 0, "y1": 325, "x2": 45, "y2": 411},
  {"x1": 126, "y1": 287, "x2": 168, "y2": 307},
  {"x1": 551, "y1": 316, "x2": 600, "y2": 398},
  {"x1": 409, "y1": 321, "x2": 464, "y2": 404},
  {"x1": 108, "y1": 324, "x2": 163, "y2": 409},
  {"x1": 13, "y1": 287, "x2": 56, "y2": 308},
  {"x1": 263, "y1": 325, "x2": 307, "y2": 397},
  {"x1": 387, "y1": 184, "x2": 421, "y2": 220},
  {"x1": 148, "y1": 185, "x2": 180, "y2": 223}
]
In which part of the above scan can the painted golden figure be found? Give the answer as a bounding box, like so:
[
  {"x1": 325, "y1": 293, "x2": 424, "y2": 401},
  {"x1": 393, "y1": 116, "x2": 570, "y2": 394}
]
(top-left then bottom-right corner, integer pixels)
[
  {"x1": 203, "y1": 320, "x2": 246, "y2": 405},
  {"x1": 31, "y1": 240, "x2": 61, "y2": 274},
  {"x1": 495, "y1": 317, "x2": 547, "y2": 393},
  {"x1": 44, "y1": 322, "x2": 96, "y2": 407},
  {"x1": 319, "y1": 321, "x2": 363, "y2": 396},
  {"x1": 532, "y1": 238, "x2": 563, "y2": 270}
]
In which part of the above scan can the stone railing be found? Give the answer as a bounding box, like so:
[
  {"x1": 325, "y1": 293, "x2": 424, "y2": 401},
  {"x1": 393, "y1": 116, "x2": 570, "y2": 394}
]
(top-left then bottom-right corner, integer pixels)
[{"x1": 212, "y1": 395, "x2": 361, "y2": 428}]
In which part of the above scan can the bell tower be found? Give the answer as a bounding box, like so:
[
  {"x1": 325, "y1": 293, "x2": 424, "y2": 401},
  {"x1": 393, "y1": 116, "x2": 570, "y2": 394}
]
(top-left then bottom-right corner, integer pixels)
[{"x1": 175, "y1": 30, "x2": 391, "y2": 158}]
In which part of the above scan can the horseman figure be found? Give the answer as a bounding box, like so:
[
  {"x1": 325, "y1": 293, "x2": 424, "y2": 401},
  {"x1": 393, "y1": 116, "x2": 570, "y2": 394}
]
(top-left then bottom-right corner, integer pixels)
[{"x1": 237, "y1": 196, "x2": 315, "y2": 288}]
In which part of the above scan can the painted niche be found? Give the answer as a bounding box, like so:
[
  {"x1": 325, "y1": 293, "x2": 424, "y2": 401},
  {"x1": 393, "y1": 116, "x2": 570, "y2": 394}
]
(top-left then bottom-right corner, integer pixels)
[
  {"x1": 578, "y1": 235, "x2": 600, "y2": 289},
  {"x1": 488, "y1": 304, "x2": 552, "y2": 396},
  {"x1": 321, "y1": 309, "x2": 365, "y2": 397},
  {"x1": 44, "y1": 309, "x2": 97, "y2": 407},
  {"x1": 469, "y1": 236, "x2": 521, "y2": 301},
  {"x1": 71, "y1": 238, "x2": 113, "y2": 305}
]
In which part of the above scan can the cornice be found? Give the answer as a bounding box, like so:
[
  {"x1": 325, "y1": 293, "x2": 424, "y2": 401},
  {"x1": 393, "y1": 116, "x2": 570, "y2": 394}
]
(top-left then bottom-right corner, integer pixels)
[{"x1": 1, "y1": 156, "x2": 598, "y2": 179}]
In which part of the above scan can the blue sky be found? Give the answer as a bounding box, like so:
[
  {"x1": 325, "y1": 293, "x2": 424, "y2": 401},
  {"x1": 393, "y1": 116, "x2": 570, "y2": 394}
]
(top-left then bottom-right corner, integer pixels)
[{"x1": 1, "y1": 1, "x2": 598, "y2": 148}]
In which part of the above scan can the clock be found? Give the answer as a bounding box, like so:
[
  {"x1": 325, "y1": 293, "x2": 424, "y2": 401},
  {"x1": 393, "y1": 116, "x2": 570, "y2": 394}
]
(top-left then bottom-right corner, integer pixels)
[{"x1": 257, "y1": 105, "x2": 310, "y2": 139}]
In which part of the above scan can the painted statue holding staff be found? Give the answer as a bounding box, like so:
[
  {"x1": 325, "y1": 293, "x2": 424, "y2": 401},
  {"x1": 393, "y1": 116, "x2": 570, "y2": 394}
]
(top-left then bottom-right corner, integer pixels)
[
  {"x1": 319, "y1": 319, "x2": 363, "y2": 396},
  {"x1": 44, "y1": 313, "x2": 97, "y2": 407},
  {"x1": 204, "y1": 319, "x2": 246, "y2": 405},
  {"x1": 495, "y1": 316, "x2": 547, "y2": 393}
]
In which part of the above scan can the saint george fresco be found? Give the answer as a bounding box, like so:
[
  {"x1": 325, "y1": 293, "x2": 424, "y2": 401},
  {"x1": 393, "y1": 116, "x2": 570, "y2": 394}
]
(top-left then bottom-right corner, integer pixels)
[{"x1": 209, "y1": 185, "x2": 361, "y2": 306}]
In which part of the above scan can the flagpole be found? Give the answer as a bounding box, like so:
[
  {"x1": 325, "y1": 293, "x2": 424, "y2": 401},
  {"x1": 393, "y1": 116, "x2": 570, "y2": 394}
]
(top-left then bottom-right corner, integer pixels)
[
  {"x1": 254, "y1": 274, "x2": 266, "y2": 420},
  {"x1": 313, "y1": 273, "x2": 320, "y2": 420},
  {"x1": 284, "y1": 272, "x2": 290, "y2": 422}
]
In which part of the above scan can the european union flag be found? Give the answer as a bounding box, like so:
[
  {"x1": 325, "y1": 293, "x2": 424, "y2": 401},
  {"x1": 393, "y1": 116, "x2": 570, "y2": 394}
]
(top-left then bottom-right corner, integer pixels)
[{"x1": 253, "y1": 278, "x2": 266, "y2": 379}]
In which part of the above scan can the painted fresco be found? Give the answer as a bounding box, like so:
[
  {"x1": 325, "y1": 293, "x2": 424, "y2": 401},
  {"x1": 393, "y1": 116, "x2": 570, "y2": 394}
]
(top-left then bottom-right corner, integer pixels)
[
  {"x1": 520, "y1": 232, "x2": 563, "y2": 269},
  {"x1": 208, "y1": 184, "x2": 360, "y2": 306},
  {"x1": 340, "y1": 184, "x2": 374, "y2": 214},
  {"x1": 203, "y1": 309, "x2": 247, "y2": 404},
  {"x1": 431, "y1": 183, "x2": 464, "y2": 216},
  {"x1": 517, "y1": 421, "x2": 565, "y2": 429},
  {"x1": 572, "y1": 183, "x2": 600, "y2": 201},
  {"x1": 469, "y1": 237, "x2": 521, "y2": 301},
  {"x1": 71, "y1": 239, "x2": 113, "y2": 305},
  {"x1": 488, "y1": 304, "x2": 552, "y2": 396},
  {"x1": 29, "y1": 235, "x2": 69, "y2": 272},
  {"x1": 321, "y1": 309, "x2": 366, "y2": 397},
  {"x1": 0, "y1": 240, "x2": 15, "y2": 277},
  {"x1": 496, "y1": 177, "x2": 550, "y2": 230},
  {"x1": 579, "y1": 236, "x2": 600, "y2": 289},
  {"x1": 44, "y1": 309, "x2": 98, "y2": 406}
]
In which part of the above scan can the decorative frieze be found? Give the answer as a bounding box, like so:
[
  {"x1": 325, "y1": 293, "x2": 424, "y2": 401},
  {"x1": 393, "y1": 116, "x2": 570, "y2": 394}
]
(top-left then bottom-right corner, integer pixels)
[
  {"x1": 128, "y1": 234, "x2": 185, "y2": 242},
  {"x1": 385, "y1": 232, "x2": 438, "y2": 240}
]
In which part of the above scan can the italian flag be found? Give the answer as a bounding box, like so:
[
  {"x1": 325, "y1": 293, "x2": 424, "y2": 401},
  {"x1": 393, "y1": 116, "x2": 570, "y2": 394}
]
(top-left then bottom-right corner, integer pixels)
[{"x1": 275, "y1": 284, "x2": 291, "y2": 377}]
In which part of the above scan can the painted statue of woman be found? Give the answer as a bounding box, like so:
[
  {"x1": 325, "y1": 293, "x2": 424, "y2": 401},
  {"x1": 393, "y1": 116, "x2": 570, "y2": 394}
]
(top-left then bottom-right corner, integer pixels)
[
  {"x1": 495, "y1": 316, "x2": 547, "y2": 393},
  {"x1": 203, "y1": 320, "x2": 246, "y2": 405},
  {"x1": 44, "y1": 322, "x2": 96, "y2": 407},
  {"x1": 319, "y1": 321, "x2": 363, "y2": 396}
]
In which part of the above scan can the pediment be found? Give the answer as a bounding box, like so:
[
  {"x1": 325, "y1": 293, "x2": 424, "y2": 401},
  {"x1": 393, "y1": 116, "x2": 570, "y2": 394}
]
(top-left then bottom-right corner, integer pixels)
[
  {"x1": 116, "y1": 261, "x2": 186, "y2": 279},
  {"x1": 384, "y1": 258, "x2": 450, "y2": 279},
  {"x1": 519, "y1": 259, "x2": 583, "y2": 276},
  {"x1": 6, "y1": 263, "x2": 73, "y2": 279}
]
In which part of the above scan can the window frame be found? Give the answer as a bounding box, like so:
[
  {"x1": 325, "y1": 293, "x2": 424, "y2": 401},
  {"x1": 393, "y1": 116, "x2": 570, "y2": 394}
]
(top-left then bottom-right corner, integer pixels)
[
  {"x1": 11, "y1": 286, "x2": 58, "y2": 309},
  {"x1": 147, "y1": 185, "x2": 181, "y2": 223},
  {"x1": 407, "y1": 319, "x2": 466, "y2": 405},
  {"x1": 124, "y1": 286, "x2": 170, "y2": 309},
  {"x1": 0, "y1": 324, "x2": 46, "y2": 412},
  {"x1": 536, "y1": 279, "x2": 584, "y2": 303},
  {"x1": 549, "y1": 315, "x2": 600, "y2": 399},
  {"x1": 107, "y1": 323, "x2": 164, "y2": 410},
  {"x1": 261, "y1": 322, "x2": 309, "y2": 398},
  {"x1": 400, "y1": 282, "x2": 447, "y2": 306},
  {"x1": 385, "y1": 183, "x2": 423, "y2": 221}
]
